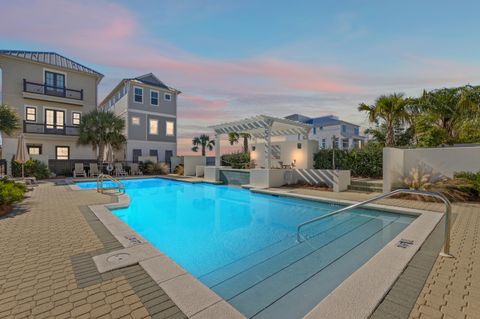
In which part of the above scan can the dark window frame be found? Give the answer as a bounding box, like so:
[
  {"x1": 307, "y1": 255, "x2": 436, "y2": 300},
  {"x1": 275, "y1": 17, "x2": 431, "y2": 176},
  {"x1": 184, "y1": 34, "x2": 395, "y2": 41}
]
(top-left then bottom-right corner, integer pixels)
[
  {"x1": 72, "y1": 112, "x2": 81, "y2": 126},
  {"x1": 25, "y1": 106, "x2": 37, "y2": 122},
  {"x1": 27, "y1": 144, "x2": 42, "y2": 155},
  {"x1": 150, "y1": 90, "x2": 159, "y2": 106},
  {"x1": 55, "y1": 146, "x2": 70, "y2": 160},
  {"x1": 134, "y1": 87, "x2": 143, "y2": 103}
]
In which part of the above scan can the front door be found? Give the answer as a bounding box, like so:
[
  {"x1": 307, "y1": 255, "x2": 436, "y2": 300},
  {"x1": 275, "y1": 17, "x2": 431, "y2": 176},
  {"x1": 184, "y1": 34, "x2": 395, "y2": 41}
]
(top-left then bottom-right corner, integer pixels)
[{"x1": 45, "y1": 109, "x2": 65, "y2": 134}]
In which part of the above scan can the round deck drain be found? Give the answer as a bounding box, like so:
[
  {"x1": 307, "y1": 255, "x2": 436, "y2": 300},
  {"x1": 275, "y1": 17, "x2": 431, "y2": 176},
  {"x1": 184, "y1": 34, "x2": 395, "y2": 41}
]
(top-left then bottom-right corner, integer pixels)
[{"x1": 107, "y1": 253, "x2": 130, "y2": 263}]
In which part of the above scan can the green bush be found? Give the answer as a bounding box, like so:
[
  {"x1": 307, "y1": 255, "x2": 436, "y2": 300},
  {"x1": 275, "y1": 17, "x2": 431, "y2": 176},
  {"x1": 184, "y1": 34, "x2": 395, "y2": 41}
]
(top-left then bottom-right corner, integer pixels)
[
  {"x1": 454, "y1": 171, "x2": 480, "y2": 193},
  {"x1": 221, "y1": 152, "x2": 250, "y2": 169},
  {"x1": 313, "y1": 143, "x2": 383, "y2": 178},
  {"x1": 0, "y1": 178, "x2": 26, "y2": 206},
  {"x1": 11, "y1": 158, "x2": 50, "y2": 179}
]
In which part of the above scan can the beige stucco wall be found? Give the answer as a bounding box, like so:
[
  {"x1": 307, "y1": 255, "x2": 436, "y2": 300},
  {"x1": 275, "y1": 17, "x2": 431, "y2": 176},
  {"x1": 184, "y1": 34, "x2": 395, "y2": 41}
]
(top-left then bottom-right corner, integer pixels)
[
  {"x1": 383, "y1": 146, "x2": 480, "y2": 192},
  {"x1": 0, "y1": 55, "x2": 100, "y2": 161}
]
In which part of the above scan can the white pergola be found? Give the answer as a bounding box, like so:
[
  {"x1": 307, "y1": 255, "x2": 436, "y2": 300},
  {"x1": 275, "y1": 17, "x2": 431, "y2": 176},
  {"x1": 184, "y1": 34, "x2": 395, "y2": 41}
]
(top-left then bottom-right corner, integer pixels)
[{"x1": 210, "y1": 115, "x2": 313, "y2": 168}]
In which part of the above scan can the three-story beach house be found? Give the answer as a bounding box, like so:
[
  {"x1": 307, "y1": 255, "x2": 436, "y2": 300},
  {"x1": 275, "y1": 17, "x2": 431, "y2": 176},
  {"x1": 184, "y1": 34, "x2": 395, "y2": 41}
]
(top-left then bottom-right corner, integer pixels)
[
  {"x1": 0, "y1": 50, "x2": 103, "y2": 167},
  {"x1": 99, "y1": 73, "x2": 179, "y2": 164}
]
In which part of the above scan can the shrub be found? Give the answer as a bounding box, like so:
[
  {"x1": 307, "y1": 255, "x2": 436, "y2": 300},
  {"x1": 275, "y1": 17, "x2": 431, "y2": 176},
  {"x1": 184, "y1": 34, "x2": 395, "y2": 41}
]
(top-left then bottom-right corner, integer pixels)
[
  {"x1": 11, "y1": 158, "x2": 50, "y2": 179},
  {"x1": 139, "y1": 161, "x2": 169, "y2": 175},
  {"x1": 174, "y1": 164, "x2": 184, "y2": 175},
  {"x1": 0, "y1": 178, "x2": 26, "y2": 207},
  {"x1": 222, "y1": 152, "x2": 250, "y2": 169},
  {"x1": 454, "y1": 171, "x2": 480, "y2": 193},
  {"x1": 313, "y1": 143, "x2": 383, "y2": 178}
]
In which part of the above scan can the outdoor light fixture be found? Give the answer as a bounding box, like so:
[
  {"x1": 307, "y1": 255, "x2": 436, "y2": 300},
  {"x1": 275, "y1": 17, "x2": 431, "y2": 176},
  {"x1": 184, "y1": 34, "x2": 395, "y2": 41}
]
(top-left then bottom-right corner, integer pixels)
[
  {"x1": 252, "y1": 146, "x2": 256, "y2": 151},
  {"x1": 297, "y1": 143, "x2": 302, "y2": 149}
]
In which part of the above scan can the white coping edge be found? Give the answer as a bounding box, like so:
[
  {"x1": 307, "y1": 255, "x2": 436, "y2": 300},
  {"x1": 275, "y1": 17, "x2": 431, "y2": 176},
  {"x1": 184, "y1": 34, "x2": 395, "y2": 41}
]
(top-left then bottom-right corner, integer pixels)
[
  {"x1": 83, "y1": 189, "x2": 245, "y2": 318},
  {"x1": 72, "y1": 180, "x2": 443, "y2": 319},
  {"x1": 252, "y1": 188, "x2": 443, "y2": 319}
]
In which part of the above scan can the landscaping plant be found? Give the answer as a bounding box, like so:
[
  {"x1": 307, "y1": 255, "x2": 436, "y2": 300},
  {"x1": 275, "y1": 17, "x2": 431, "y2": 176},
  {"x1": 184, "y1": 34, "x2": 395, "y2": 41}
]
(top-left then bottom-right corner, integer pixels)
[
  {"x1": 0, "y1": 178, "x2": 27, "y2": 216},
  {"x1": 11, "y1": 158, "x2": 50, "y2": 179}
]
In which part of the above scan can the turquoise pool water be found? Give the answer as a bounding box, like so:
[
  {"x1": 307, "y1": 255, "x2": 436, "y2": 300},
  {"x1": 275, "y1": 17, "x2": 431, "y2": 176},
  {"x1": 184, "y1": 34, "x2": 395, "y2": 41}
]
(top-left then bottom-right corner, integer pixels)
[{"x1": 77, "y1": 178, "x2": 415, "y2": 318}]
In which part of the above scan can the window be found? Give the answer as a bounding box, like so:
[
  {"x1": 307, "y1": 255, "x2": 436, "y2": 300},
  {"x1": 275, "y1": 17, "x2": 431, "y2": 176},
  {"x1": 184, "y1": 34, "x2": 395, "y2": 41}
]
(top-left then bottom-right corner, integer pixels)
[
  {"x1": 25, "y1": 107, "x2": 36, "y2": 122},
  {"x1": 313, "y1": 127, "x2": 317, "y2": 135},
  {"x1": 342, "y1": 125, "x2": 347, "y2": 133},
  {"x1": 72, "y1": 112, "x2": 81, "y2": 126},
  {"x1": 131, "y1": 116, "x2": 140, "y2": 125},
  {"x1": 342, "y1": 139, "x2": 349, "y2": 149},
  {"x1": 354, "y1": 127, "x2": 359, "y2": 136},
  {"x1": 166, "y1": 121, "x2": 174, "y2": 136},
  {"x1": 164, "y1": 93, "x2": 172, "y2": 101},
  {"x1": 150, "y1": 90, "x2": 159, "y2": 105},
  {"x1": 149, "y1": 119, "x2": 158, "y2": 135},
  {"x1": 27, "y1": 145, "x2": 42, "y2": 155},
  {"x1": 321, "y1": 139, "x2": 326, "y2": 149},
  {"x1": 56, "y1": 146, "x2": 69, "y2": 160},
  {"x1": 134, "y1": 87, "x2": 143, "y2": 103},
  {"x1": 45, "y1": 71, "x2": 65, "y2": 96}
]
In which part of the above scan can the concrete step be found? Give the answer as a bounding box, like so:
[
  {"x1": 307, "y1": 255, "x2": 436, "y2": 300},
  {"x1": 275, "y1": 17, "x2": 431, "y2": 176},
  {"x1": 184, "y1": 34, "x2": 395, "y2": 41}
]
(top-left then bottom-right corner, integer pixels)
[{"x1": 348, "y1": 185, "x2": 383, "y2": 193}]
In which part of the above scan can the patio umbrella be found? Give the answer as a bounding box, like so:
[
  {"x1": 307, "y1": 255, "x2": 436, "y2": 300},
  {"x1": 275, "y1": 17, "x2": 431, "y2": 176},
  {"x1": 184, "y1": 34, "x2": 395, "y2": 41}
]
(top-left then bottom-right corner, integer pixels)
[
  {"x1": 104, "y1": 144, "x2": 114, "y2": 174},
  {"x1": 15, "y1": 134, "x2": 30, "y2": 178}
]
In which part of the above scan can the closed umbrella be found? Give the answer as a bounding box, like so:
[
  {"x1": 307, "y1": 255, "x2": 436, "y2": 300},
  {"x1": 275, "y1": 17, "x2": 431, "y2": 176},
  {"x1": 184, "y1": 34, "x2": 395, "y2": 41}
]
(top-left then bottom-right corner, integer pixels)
[
  {"x1": 15, "y1": 134, "x2": 30, "y2": 179},
  {"x1": 104, "y1": 144, "x2": 114, "y2": 174}
]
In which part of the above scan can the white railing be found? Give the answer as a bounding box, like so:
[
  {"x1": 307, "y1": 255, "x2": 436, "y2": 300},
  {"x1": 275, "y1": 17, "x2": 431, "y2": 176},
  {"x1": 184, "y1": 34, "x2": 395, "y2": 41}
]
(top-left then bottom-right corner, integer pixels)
[
  {"x1": 96, "y1": 174, "x2": 125, "y2": 194},
  {"x1": 296, "y1": 189, "x2": 453, "y2": 258}
]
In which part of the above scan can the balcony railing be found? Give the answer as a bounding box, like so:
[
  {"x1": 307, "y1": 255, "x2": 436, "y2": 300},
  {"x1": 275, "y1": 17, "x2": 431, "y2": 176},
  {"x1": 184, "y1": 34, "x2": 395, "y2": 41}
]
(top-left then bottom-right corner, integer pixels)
[
  {"x1": 23, "y1": 79, "x2": 83, "y2": 101},
  {"x1": 23, "y1": 121, "x2": 80, "y2": 136}
]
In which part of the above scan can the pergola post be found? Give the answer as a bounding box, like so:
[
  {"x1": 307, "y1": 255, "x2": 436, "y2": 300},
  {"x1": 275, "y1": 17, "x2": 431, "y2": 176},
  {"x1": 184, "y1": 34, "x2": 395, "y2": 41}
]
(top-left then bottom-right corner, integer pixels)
[
  {"x1": 264, "y1": 123, "x2": 272, "y2": 169},
  {"x1": 214, "y1": 133, "x2": 221, "y2": 166}
]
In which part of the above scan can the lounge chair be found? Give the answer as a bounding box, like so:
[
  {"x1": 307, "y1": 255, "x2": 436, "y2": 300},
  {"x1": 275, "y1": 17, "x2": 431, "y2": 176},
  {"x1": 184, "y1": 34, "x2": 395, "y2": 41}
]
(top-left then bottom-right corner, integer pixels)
[
  {"x1": 130, "y1": 163, "x2": 142, "y2": 175},
  {"x1": 89, "y1": 163, "x2": 100, "y2": 177},
  {"x1": 73, "y1": 163, "x2": 87, "y2": 178},
  {"x1": 114, "y1": 163, "x2": 128, "y2": 176}
]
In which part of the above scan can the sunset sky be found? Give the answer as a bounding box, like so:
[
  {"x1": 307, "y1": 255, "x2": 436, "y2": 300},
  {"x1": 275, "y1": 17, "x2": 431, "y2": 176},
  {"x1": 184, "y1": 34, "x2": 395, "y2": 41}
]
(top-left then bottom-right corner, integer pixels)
[{"x1": 1, "y1": 0, "x2": 480, "y2": 154}]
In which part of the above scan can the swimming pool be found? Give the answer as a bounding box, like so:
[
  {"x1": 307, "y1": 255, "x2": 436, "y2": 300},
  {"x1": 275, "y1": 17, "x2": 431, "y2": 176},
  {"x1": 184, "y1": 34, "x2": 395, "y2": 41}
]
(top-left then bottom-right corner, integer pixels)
[{"x1": 78, "y1": 178, "x2": 415, "y2": 318}]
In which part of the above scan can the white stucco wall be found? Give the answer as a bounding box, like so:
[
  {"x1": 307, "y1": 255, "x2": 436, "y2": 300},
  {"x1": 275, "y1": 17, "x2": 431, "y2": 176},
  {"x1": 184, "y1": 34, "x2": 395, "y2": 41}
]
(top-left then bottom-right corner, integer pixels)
[
  {"x1": 251, "y1": 140, "x2": 318, "y2": 169},
  {"x1": 383, "y1": 146, "x2": 480, "y2": 192},
  {"x1": 183, "y1": 156, "x2": 206, "y2": 176}
]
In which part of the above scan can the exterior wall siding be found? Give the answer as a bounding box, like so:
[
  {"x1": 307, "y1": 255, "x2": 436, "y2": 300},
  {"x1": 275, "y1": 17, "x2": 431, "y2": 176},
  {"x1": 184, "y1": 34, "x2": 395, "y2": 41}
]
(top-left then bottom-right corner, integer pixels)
[{"x1": 0, "y1": 55, "x2": 100, "y2": 163}]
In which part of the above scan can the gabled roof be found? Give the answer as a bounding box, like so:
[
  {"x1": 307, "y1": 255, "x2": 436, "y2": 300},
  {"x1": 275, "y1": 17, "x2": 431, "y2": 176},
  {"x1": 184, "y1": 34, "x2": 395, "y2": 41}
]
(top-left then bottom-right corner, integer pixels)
[
  {"x1": 0, "y1": 50, "x2": 103, "y2": 78},
  {"x1": 130, "y1": 73, "x2": 169, "y2": 90},
  {"x1": 285, "y1": 114, "x2": 360, "y2": 128}
]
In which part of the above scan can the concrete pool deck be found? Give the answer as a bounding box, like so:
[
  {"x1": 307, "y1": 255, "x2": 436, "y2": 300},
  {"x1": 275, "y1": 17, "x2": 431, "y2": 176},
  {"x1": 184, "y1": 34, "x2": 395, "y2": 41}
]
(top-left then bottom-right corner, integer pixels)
[{"x1": 0, "y1": 179, "x2": 479, "y2": 318}]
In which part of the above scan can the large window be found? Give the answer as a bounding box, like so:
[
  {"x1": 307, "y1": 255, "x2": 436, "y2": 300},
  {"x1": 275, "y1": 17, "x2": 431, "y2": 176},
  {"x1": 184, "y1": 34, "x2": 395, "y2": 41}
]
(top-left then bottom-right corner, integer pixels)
[
  {"x1": 354, "y1": 127, "x2": 359, "y2": 136},
  {"x1": 25, "y1": 106, "x2": 36, "y2": 122},
  {"x1": 150, "y1": 90, "x2": 159, "y2": 106},
  {"x1": 45, "y1": 71, "x2": 65, "y2": 96},
  {"x1": 342, "y1": 139, "x2": 349, "y2": 149},
  {"x1": 55, "y1": 146, "x2": 69, "y2": 160},
  {"x1": 166, "y1": 121, "x2": 174, "y2": 136},
  {"x1": 134, "y1": 87, "x2": 143, "y2": 103},
  {"x1": 149, "y1": 119, "x2": 158, "y2": 135},
  {"x1": 72, "y1": 112, "x2": 81, "y2": 126},
  {"x1": 27, "y1": 145, "x2": 42, "y2": 155}
]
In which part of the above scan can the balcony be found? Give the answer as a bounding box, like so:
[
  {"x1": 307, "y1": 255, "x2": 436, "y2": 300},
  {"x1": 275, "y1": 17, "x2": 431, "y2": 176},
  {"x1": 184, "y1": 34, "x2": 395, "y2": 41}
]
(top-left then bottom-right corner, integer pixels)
[
  {"x1": 23, "y1": 121, "x2": 80, "y2": 136},
  {"x1": 23, "y1": 79, "x2": 83, "y2": 102}
]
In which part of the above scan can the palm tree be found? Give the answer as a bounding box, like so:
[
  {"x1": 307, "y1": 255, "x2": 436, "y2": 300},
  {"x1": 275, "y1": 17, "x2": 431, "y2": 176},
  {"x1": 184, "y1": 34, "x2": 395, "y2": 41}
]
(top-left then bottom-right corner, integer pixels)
[
  {"x1": 77, "y1": 109, "x2": 126, "y2": 161},
  {"x1": 358, "y1": 93, "x2": 409, "y2": 147},
  {"x1": 191, "y1": 134, "x2": 215, "y2": 156},
  {"x1": 228, "y1": 132, "x2": 251, "y2": 153},
  {"x1": 0, "y1": 104, "x2": 19, "y2": 136}
]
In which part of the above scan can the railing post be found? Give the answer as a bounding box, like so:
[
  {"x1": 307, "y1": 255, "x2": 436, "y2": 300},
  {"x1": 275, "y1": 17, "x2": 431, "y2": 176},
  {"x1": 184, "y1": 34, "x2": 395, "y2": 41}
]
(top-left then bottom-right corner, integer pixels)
[
  {"x1": 80, "y1": 89, "x2": 83, "y2": 100},
  {"x1": 23, "y1": 79, "x2": 26, "y2": 92}
]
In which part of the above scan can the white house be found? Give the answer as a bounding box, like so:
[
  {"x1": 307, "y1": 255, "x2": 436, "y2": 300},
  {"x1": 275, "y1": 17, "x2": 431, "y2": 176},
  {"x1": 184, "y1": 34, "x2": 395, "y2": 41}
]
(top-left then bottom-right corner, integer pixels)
[{"x1": 285, "y1": 114, "x2": 366, "y2": 150}]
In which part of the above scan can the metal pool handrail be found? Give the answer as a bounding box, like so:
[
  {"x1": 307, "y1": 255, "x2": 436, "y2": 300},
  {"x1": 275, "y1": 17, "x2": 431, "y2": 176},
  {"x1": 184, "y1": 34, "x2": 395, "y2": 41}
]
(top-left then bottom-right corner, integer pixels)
[
  {"x1": 96, "y1": 174, "x2": 126, "y2": 194},
  {"x1": 296, "y1": 189, "x2": 453, "y2": 257}
]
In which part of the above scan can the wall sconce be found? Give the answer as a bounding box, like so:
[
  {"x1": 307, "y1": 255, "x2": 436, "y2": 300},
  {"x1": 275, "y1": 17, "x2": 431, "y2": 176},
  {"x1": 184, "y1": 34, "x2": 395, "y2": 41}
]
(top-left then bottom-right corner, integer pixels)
[
  {"x1": 297, "y1": 143, "x2": 302, "y2": 149},
  {"x1": 252, "y1": 146, "x2": 256, "y2": 151}
]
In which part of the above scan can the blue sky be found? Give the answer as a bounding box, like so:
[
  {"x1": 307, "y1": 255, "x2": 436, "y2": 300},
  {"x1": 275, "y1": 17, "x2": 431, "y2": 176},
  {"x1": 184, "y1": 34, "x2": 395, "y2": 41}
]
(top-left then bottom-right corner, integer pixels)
[{"x1": 1, "y1": 0, "x2": 480, "y2": 153}]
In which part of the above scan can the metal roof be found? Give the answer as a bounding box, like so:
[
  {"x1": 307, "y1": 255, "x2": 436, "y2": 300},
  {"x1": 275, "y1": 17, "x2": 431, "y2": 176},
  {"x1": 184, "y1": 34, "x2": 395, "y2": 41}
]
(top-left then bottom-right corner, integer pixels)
[
  {"x1": 0, "y1": 50, "x2": 103, "y2": 77},
  {"x1": 210, "y1": 115, "x2": 312, "y2": 138}
]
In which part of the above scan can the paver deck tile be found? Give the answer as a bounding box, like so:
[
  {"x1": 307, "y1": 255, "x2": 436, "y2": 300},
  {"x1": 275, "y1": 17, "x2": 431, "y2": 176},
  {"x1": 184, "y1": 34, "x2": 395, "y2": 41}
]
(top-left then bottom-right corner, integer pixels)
[{"x1": 0, "y1": 182, "x2": 185, "y2": 319}]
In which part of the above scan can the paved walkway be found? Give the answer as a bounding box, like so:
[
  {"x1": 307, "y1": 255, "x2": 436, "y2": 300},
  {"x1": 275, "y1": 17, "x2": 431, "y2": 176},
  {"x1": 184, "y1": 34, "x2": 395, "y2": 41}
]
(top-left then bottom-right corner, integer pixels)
[
  {"x1": 280, "y1": 188, "x2": 480, "y2": 319},
  {"x1": 0, "y1": 182, "x2": 185, "y2": 319}
]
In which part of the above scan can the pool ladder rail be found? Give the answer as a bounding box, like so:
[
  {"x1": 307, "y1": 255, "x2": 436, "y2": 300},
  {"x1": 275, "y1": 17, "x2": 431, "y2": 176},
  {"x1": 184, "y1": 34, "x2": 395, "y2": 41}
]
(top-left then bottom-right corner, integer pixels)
[
  {"x1": 296, "y1": 189, "x2": 453, "y2": 258},
  {"x1": 96, "y1": 174, "x2": 126, "y2": 194}
]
